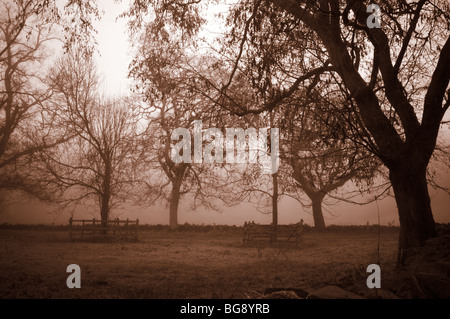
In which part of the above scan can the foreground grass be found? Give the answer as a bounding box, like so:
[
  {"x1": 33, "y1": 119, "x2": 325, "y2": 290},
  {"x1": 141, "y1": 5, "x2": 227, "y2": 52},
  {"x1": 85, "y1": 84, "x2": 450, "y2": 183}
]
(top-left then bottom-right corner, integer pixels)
[{"x1": 0, "y1": 228, "x2": 398, "y2": 298}]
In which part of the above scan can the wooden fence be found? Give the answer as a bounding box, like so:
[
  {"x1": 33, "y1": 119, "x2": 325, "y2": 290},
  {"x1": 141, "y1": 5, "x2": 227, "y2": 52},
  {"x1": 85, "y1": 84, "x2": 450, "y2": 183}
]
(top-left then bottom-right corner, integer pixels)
[{"x1": 69, "y1": 218, "x2": 139, "y2": 242}]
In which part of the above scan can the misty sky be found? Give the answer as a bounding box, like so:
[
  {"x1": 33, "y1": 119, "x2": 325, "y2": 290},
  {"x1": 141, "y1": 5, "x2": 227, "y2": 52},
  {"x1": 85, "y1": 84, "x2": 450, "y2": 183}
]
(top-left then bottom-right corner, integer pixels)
[{"x1": 0, "y1": 0, "x2": 448, "y2": 227}]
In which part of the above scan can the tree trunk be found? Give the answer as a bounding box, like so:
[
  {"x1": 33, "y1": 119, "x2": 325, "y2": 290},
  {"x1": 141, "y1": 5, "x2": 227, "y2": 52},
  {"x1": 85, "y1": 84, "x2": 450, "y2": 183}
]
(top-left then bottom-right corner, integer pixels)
[
  {"x1": 272, "y1": 172, "x2": 278, "y2": 226},
  {"x1": 311, "y1": 194, "x2": 326, "y2": 231},
  {"x1": 100, "y1": 194, "x2": 110, "y2": 235},
  {"x1": 169, "y1": 179, "x2": 182, "y2": 229},
  {"x1": 100, "y1": 163, "x2": 111, "y2": 235},
  {"x1": 389, "y1": 163, "x2": 436, "y2": 267},
  {"x1": 271, "y1": 172, "x2": 279, "y2": 242},
  {"x1": 270, "y1": 112, "x2": 278, "y2": 229}
]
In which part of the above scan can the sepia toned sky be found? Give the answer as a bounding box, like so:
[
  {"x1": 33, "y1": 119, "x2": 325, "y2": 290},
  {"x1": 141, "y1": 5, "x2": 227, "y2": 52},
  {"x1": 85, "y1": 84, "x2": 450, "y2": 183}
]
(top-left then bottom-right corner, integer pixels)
[
  {"x1": 0, "y1": 1, "x2": 448, "y2": 227},
  {"x1": 94, "y1": 0, "x2": 132, "y2": 97}
]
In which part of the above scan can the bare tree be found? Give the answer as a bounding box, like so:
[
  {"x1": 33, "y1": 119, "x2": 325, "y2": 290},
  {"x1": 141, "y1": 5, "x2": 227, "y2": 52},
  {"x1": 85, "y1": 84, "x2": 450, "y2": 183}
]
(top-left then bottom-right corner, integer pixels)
[
  {"x1": 279, "y1": 89, "x2": 381, "y2": 230},
  {"x1": 0, "y1": 0, "x2": 102, "y2": 203},
  {"x1": 40, "y1": 49, "x2": 145, "y2": 226},
  {"x1": 0, "y1": 0, "x2": 60, "y2": 197},
  {"x1": 130, "y1": 27, "x2": 239, "y2": 228}
]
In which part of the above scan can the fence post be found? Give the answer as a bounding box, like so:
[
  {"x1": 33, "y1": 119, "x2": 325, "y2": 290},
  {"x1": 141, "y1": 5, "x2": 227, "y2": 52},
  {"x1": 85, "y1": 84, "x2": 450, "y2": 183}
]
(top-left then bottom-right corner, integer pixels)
[
  {"x1": 69, "y1": 217, "x2": 73, "y2": 241},
  {"x1": 93, "y1": 218, "x2": 96, "y2": 242},
  {"x1": 82, "y1": 220, "x2": 85, "y2": 239},
  {"x1": 243, "y1": 222, "x2": 247, "y2": 243},
  {"x1": 136, "y1": 219, "x2": 139, "y2": 240},
  {"x1": 270, "y1": 223, "x2": 277, "y2": 243}
]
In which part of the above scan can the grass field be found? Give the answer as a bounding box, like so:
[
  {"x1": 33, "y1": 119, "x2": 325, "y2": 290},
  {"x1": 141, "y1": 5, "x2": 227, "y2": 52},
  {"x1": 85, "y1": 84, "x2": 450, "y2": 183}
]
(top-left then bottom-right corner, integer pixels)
[{"x1": 0, "y1": 226, "x2": 399, "y2": 298}]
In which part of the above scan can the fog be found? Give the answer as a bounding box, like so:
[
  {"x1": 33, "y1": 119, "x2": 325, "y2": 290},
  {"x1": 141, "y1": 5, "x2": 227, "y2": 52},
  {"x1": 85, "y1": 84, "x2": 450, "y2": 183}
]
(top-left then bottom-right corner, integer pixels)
[{"x1": 1, "y1": 183, "x2": 448, "y2": 227}]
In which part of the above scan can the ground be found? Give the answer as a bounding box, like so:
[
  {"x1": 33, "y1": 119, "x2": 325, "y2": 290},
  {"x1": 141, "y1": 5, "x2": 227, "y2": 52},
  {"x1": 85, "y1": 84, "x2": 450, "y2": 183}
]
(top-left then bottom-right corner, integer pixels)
[{"x1": 0, "y1": 225, "x2": 400, "y2": 298}]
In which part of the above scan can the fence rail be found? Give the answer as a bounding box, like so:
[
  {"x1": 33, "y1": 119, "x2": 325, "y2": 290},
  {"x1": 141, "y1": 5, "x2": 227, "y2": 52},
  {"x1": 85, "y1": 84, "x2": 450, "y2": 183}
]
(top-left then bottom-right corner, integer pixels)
[{"x1": 69, "y1": 218, "x2": 139, "y2": 242}]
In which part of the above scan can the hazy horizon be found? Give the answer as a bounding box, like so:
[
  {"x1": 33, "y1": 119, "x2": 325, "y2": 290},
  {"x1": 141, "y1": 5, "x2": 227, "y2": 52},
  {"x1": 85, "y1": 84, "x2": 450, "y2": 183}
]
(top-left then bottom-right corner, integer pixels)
[{"x1": 1, "y1": 182, "x2": 448, "y2": 227}]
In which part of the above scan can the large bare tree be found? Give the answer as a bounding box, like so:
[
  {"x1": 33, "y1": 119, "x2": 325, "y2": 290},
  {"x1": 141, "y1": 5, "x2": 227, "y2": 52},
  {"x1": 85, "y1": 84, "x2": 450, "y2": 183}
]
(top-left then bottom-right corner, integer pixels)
[
  {"x1": 0, "y1": 0, "x2": 101, "y2": 203},
  {"x1": 253, "y1": 0, "x2": 449, "y2": 265},
  {"x1": 40, "y1": 50, "x2": 145, "y2": 226},
  {"x1": 130, "y1": 28, "x2": 240, "y2": 228},
  {"x1": 281, "y1": 88, "x2": 381, "y2": 230},
  {"x1": 0, "y1": 0, "x2": 60, "y2": 197}
]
